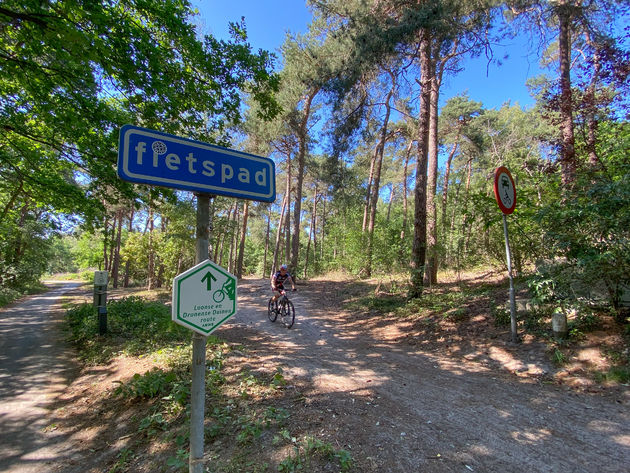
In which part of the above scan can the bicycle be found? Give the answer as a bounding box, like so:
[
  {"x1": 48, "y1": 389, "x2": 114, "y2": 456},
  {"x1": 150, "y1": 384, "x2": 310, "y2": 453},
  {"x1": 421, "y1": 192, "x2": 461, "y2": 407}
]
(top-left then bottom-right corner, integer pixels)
[
  {"x1": 267, "y1": 289, "x2": 296, "y2": 328},
  {"x1": 212, "y1": 279, "x2": 235, "y2": 303}
]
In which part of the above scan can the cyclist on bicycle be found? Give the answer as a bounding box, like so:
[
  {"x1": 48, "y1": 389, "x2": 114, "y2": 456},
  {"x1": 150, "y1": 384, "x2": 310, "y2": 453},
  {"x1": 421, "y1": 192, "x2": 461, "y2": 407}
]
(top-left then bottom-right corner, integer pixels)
[{"x1": 271, "y1": 264, "x2": 296, "y2": 303}]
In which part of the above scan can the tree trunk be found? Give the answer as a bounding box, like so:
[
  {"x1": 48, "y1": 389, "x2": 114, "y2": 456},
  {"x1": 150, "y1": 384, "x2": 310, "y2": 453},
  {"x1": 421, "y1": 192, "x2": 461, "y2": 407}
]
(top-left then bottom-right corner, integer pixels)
[
  {"x1": 441, "y1": 141, "x2": 458, "y2": 239},
  {"x1": 320, "y1": 193, "x2": 326, "y2": 261},
  {"x1": 424, "y1": 72, "x2": 440, "y2": 286},
  {"x1": 208, "y1": 197, "x2": 215, "y2": 261},
  {"x1": 123, "y1": 211, "x2": 133, "y2": 288},
  {"x1": 0, "y1": 181, "x2": 23, "y2": 224},
  {"x1": 584, "y1": 29, "x2": 601, "y2": 168},
  {"x1": 366, "y1": 78, "x2": 395, "y2": 277},
  {"x1": 362, "y1": 154, "x2": 376, "y2": 232},
  {"x1": 229, "y1": 202, "x2": 240, "y2": 274},
  {"x1": 312, "y1": 190, "x2": 319, "y2": 262},
  {"x1": 557, "y1": 0, "x2": 577, "y2": 187},
  {"x1": 386, "y1": 184, "x2": 395, "y2": 222},
  {"x1": 263, "y1": 205, "x2": 271, "y2": 278},
  {"x1": 284, "y1": 155, "x2": 292, "y2": 268},
  {"x1": 272, "y1": 192, "x2": 288, "y2": 275},
  {"x1": 217, "y1": 204, "x2": 234, "y2": 266},
  {"x1": 290, "y1": 87, "x2": 319, "y2": 271},
  {"x1": 147, "y1": 206, "x2": 155, "y2": 290},
  {"x1": 400, "y1": 139, "x2": 412, "y2": 263},
  {"x1": 236, "y1": 200, "x2": 249, "y2": 279},
  {"x1": 409, "y1": 30, "x2": 432, "y2": 299},
  {"x1": 112, "y1": 210, "x2": 123, "y2": 288},
  {"x1": 304, "y1": 190, "x2": 318, "y2": 278},
  {"x1": 102, "y1": 213, "x2": 109, "y2": 272}
]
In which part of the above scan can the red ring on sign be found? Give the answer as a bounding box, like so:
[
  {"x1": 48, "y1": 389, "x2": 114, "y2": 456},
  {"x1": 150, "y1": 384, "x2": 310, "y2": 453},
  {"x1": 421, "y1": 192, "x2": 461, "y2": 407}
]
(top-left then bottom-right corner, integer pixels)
[{"x1": 493, "y1": 166, "x2": 516, "y2": 215}]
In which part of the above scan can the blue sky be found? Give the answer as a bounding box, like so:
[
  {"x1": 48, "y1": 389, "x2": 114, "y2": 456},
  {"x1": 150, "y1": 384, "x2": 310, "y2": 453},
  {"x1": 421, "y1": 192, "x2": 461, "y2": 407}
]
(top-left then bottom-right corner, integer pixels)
[{"x1": 192, "y1": 0, "x2": 545, "y2": 111}]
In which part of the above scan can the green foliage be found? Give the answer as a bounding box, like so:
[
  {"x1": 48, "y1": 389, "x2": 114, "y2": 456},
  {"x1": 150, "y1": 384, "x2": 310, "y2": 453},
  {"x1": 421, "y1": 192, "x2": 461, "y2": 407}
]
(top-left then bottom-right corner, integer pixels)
[
  {"x1": 278, "y1": 436, "x2": 353, "y2": 472},
  {"x1": 0, "y1": 281, "x2": 47, "y2": 307},
  {"x1": 1, "y1": 0, "x2": 279, "y2": 291},
  {"x1": 166, "y1": 449, "x2": 188, "y2": 471},
  {"x1": 138, "y1": 412, "x2": 168, "y2": 437},
  {"x1": 71, "y1": 233, "x2": 104, "y2": 270},
  {"x1": 535, "y1": 144, "x2": 630, "y2": 310},
  {"x1": 47, "y1": 235, "x2": 78, "y2": 274},
  {"x1": 107, "y1": 448, "x2": 134, "y2": 473},
  {"x1": 114, "y1": 368, "x2": 184, "y2": 402},
  {"x1": 65, "y1": 296, "x2": 189, "y2": 362},
  {"x1": 0, "y1": 287, "x2": 21, "y2": 307},
  {"x1": 491, "y1": 300, "x2": 512, "y2": 327},
  {"x1": 595, "y1": 366, "x2": 630, "y2": 384},
  {"x1": 0, "y1": 215, "x2": 53, "y2": 288},
  {"x1": 568, "y1": 313, "x2": 602, "y2": 339},
  {"x1": 551, "y1": 348, "x2": 567, "y2": 366}
]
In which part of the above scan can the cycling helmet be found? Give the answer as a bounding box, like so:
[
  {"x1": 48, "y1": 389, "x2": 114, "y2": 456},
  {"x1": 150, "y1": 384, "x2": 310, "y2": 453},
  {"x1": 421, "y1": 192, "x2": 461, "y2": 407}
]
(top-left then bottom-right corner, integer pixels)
[{"x1": 280, "y1": 264, "x2": 288, "y2": 270}]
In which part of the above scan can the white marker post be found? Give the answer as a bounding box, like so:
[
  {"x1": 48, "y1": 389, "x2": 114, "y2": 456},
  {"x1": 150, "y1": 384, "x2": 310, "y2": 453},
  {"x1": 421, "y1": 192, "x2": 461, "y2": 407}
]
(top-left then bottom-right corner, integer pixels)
[{"x1": 493, "y1": 167, "x2": 518, "y2": 343}]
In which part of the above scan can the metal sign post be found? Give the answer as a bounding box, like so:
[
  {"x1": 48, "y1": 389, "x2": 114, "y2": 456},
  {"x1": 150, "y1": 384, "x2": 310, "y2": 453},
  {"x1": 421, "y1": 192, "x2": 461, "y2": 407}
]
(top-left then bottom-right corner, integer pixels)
[
  {"x1": 189, "y1": 193, "x2": 210, "y2": 473},
  {"x1": 117, "y1": 125, "x2": 274, "y2": 473},
  {"x1": 493, "y1": 167, "x2": 518, "y2": 343},
  {"x1": 502, "y1": 214, "x2": 518, "y2": 343}
]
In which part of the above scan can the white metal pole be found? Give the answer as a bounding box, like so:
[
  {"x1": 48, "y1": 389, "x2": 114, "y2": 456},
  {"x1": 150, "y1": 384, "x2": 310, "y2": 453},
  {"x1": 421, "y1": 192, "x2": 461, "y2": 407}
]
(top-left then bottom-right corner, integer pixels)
[{"x1": 503, "y1": 214, "x2": 518, "y2": 343}]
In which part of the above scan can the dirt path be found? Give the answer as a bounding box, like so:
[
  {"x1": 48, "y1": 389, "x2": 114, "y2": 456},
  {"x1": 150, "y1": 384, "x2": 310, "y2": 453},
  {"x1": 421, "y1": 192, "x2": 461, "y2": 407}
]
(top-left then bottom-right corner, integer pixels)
[
  {"x1": 2, "y1": 278, "x2": 628, "y2": 472},
  {"x1": 0, "y1": 282, "x2": 82, "y2": 473},
  {"x1": 217, "y1": 278, "x2": 630, "y2": 472}
]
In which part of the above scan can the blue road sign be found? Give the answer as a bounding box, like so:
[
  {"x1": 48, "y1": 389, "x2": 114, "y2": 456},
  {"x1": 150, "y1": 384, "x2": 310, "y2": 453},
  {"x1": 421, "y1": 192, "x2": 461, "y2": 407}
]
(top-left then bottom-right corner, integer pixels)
[{"x1": 117, "y1": 125, "x2": 275, "y2": 202}]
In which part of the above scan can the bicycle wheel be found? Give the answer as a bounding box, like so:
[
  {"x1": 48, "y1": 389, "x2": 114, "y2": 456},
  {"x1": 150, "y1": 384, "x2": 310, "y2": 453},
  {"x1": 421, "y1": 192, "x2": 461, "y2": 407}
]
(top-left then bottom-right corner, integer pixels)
[
  {"x1": 267, "y1": 298, "x2": 277, "y2": 322},
  {"x1": 213, "y1": 290, "x2": 225, "y2": 303},
  {"x1": 280, "y1": 299, "x2": 295, "y2": 328}
]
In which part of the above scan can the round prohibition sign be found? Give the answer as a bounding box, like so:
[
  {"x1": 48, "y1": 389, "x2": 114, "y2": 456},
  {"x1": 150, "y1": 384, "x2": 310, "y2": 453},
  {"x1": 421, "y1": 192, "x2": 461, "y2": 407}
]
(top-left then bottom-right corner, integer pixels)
[{"x1": 493, "y1": 166, "x2": 517, "y2": 215}]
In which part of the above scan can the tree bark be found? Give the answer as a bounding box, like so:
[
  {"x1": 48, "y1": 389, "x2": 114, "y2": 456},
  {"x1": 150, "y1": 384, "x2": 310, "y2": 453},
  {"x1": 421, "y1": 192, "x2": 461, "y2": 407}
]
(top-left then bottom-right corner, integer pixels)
[
  {"x1": 400, "y1": 139, "x2": 412, "y2": 262},
  {"x1": 272, "y1": 192, "x2": 288, "y2": 275},
  {"x1": 217, "y1": 203, "x2": 234, "y2": 266},
  {"x1": 441, "y1": 141, "x2": 458, "y2": 238},
  {"x1": 424, "y1": 72, "x2": 440, "y2": 286},
  {"x1": 290, "y1": 87, "x2": 319, "y2": 271},
  {"x1": 366, "y1": 78, "x2": 395, "y2": 277},
  {"x1": 147, "y1": 206, "x2": 155, "y2": 290},
  {"x1": 557, "y1": 0, "x2": 577, "y2": 187},
  {"x1": 112, "y1": 210, "x2": 123, "y2": 288},
  {"x1": 263, "y1": 205, "x2": 271, "y2": 278},
  {"x1": 123, "y1": 211, "x2": 133, "y2": 288},
  {"x1": 236, "y1": 200, "x2": 249, "y2": 279},
  {"x1": 362, "y1": 153, "x2": 376, "y2": 232},
  {"x1": 304, "y1": 189, "x2": 318, "y2": 278},
  {"x1": 409, "y1": 30, "x2": 432, "y2": 299},
  {"x1": 228, "y1": 202, "x2": 240, "y2": 274},
  {"x1": 583, "y1": 29, "x2": 601, "y2": 168}
]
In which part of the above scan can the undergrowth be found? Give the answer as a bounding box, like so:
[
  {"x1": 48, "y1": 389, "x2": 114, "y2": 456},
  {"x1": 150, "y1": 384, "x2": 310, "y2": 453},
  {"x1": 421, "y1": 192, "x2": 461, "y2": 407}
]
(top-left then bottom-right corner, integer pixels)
[
  {"x1": 65, "y1": 296, "x2": 190, "y2": 363},
  {"x1": 64, "y1": 294, "x2": 355, "y2": 472},
  {"x1": 0, "y1": 281, "x2": 47, "y2": 307}
]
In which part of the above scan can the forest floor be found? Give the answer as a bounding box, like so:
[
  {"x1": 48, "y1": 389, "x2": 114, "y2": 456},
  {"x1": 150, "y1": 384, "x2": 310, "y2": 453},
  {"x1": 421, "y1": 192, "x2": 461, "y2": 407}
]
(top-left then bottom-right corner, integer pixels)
[{"x1": 22, "y1": 271, "x2": 630, "y2": 472}]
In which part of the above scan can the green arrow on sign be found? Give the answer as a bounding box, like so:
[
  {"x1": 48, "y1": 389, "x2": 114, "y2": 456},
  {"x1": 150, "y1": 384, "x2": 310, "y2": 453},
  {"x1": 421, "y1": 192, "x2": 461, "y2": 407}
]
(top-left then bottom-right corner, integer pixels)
[{"x1": 201, "y1": 271, "x2": 217, "y2": 291}]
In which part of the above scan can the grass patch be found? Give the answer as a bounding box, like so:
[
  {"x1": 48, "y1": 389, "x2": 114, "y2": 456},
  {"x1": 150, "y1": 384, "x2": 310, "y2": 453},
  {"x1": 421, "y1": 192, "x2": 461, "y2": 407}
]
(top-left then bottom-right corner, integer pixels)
[
  {"x1": 278, "y1": 435, "x2": 353, "y2": 472},
  {"x1": 345, "y1": 280, "x2": 495, "y2": 324},
  {"x1": 594, "y1": 366, "x2": 630, "y2": 384},
  {"x1": 65, "y1": 296, "x2": 190, "y2": 363}
]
